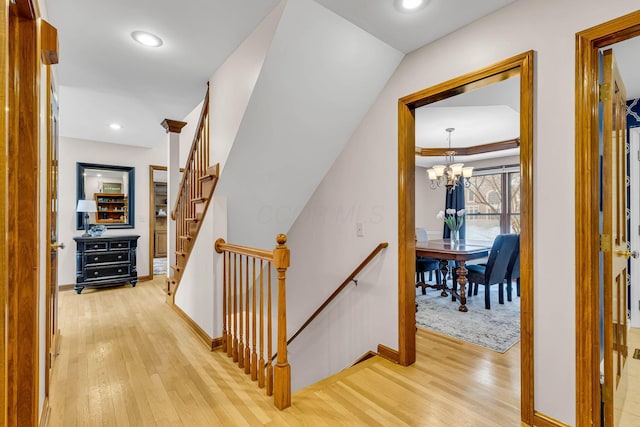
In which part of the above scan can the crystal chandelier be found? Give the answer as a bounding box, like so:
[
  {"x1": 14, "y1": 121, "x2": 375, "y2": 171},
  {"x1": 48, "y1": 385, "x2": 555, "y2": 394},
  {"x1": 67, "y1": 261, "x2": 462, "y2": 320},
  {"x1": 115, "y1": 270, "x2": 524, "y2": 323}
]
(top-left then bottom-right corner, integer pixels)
[{"x1": 426, "y1": 128, "x2": 473, "y2": 191}]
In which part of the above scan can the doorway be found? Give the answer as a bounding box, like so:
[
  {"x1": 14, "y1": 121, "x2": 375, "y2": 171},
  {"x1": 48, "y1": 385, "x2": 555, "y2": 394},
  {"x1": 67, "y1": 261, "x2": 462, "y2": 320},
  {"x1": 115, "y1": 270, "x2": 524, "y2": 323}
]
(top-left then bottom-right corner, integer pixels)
[
  {"x1": 575, "y1": 10, "x2": 640, "y2": 426},
  {"x1": 397, "y1": 51, "x2": 535, "y2": 424},
  {"x1": 149, "y1": 165, "x2": 168, "y2": 277}
]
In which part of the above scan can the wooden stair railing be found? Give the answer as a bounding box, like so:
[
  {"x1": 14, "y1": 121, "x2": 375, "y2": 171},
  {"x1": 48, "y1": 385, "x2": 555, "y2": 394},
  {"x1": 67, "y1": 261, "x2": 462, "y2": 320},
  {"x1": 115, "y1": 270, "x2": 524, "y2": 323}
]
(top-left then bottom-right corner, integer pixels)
[
  {"x1": 286, "y1": 242, "x2": 388, "y2": 346},
  {"x1": 168, "y1": 86, "x2": 220, "y2": 299},
  {"x1": 214, "y1": 235, "x2": 291, "y2": 410}
]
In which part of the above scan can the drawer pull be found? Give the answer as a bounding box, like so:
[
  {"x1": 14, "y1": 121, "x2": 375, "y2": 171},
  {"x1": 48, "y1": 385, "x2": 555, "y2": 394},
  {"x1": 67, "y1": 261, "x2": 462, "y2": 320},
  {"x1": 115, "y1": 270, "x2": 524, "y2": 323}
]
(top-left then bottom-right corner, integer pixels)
[
  {"x1": 117, "y1": 269, "x2": 123, "y2": 273},
  {"x1": 94, "y1": 257, "x2": 99, "y2": 261},
  {"x1": 94, "y1": 271, "x2": 99, "y2": 276},
  {"x1": 93, "y1": 245, "x2": 99, "y2": 249},
  {"x1": 117, "y1": 255, "x2": 123, "y2": 260}
]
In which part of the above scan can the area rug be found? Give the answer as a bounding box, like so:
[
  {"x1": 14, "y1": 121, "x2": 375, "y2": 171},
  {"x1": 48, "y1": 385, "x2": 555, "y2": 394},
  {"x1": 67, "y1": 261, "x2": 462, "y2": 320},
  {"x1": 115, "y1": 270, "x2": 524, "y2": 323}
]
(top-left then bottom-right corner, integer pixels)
[{"x1": 416, "y1": 285, "x2": 520, "y2": 353}]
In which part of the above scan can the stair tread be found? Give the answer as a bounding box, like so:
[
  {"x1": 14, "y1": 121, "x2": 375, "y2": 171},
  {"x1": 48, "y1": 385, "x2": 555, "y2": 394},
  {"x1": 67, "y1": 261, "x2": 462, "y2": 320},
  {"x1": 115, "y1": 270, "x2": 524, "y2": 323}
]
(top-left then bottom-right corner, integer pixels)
[{"x1": 293, "y1": 356, "x2": 388, "y2": 396}]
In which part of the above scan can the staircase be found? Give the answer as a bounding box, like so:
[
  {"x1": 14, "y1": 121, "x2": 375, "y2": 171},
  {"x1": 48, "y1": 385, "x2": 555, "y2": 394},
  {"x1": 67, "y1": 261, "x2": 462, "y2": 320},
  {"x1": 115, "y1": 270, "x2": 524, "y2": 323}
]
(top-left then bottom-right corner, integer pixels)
[{"x1": 167, "y1": 87, "x2": 220, "y2": 300}]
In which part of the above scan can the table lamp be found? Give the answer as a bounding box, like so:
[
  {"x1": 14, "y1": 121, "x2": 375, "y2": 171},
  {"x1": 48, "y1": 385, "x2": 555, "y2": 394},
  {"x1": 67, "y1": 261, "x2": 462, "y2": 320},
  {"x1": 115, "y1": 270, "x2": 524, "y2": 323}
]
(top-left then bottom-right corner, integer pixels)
[{"x1": 76, "y1": 199, "x2": 97, "y2": 236}]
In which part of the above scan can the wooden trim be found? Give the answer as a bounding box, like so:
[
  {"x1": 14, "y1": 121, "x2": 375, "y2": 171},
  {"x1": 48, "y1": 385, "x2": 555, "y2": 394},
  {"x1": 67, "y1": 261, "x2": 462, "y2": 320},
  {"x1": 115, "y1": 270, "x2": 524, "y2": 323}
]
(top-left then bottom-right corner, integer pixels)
[
  {"x1": 39, "y1": 19, "x2": 58, "y2": 65},
  {"x1": 170, "y1": 303, "x2": 215, "y2": 349},
  {"x1": 398, "y1": 51, "x2": 535, "y2": 425},
  {"x1": 211, "y1": 336, "x2": 225, "y2": 350},
  {"x1": 574, "y1": 10, "x2": 640, "y2": 427},
  {"x1": 0, "y1": 1, "x2": 8, "y2": 423},
  {"x1": 416, "y1": 138, "x2": 520, "y2": 157},
  {"x1": 15, "y1": 0, "x2": 36, "y2": 19},
  {"x1": 287, "y1": 242, "x2": 388, "y2": 345},
  {"x1": 39, "y1": 398, "x2": 50, "y2": 427},
  {"x1": 533, "y1": 411, "x2": 572, "y2": 427},
  {"x1": 137, "y1": 275, "x2": 152, "y2": 282},
  {"x1": 58, "y1": 284, "x2": 75, "y2": 292},
  {"x1": 376, "y1": 344, "x2": 400, "y2": 364},
  {"x1": 160, "y1": 119, "x2": 187, "y2": 134},
  {"x1": 148, "y1": 165, "x2": 167, "y2": 280},
  {"x1": 6, "y1": 2, "x2": 40, "y2": 423},
  {"x1": 215, "y1": 238, "x2": 274, "y2": 261}
]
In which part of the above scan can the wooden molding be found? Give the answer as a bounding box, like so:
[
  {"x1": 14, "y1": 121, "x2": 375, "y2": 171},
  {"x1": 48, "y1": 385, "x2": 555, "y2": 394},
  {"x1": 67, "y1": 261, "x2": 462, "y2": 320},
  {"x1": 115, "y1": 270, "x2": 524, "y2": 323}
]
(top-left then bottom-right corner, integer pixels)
[
  {"x1": 148, "y1": 165, "x2": 167, "y2": 282},
  {"x1": 416, "y1": 138, "x2": 520, "y2": 157},
  {"x1": 39, "y1": 19, "x2": 58, "y2": 65},
  {"x1": 533, "y1": 411, "x2": 572, "y2": 427},
  {"x1": 0, "y1": 1, "x2": 8, "y2": 420},
  {"x1": 574, "y1": 10, "x2": 640, "y2": 426},
  {"x1": 160, "y1": 119, "x2": 187, "y2": 134},
  {"x1": 137, "y1": 275, "x2": 152, "y2": 282},
  {"x1": 170, "y1": 303, "x2": 215, "y2": 349},
  {"x1": 398, "y1": 50, "x2": 535, "y2": 425},
  {"x1": 376, "y1": 344, "x2": 400, "y2": 364},
  {"x1": 58, "y1": 284, "x2": 75, "y2": 292},
  {"x1": 211, "y1": 336, "x2": 225, "y2": 351},
  {"x1": 38, "y1": 398, "x2": 50, "y2": 427}
]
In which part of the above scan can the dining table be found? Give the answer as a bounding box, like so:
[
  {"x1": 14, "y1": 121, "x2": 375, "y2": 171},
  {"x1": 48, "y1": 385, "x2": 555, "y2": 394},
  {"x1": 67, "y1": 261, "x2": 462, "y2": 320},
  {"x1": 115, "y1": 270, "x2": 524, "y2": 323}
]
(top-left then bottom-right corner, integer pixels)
[{"x1": 416, "y1": 239, "x2": 492, "y2": 312}]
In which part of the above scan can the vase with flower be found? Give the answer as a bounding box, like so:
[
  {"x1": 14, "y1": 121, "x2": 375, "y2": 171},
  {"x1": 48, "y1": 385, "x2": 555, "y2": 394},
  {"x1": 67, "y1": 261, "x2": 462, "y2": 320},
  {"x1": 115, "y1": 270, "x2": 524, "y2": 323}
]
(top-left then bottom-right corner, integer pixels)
[{"x1": 437, "y1": 208, "x2": 465, "y2": 244}]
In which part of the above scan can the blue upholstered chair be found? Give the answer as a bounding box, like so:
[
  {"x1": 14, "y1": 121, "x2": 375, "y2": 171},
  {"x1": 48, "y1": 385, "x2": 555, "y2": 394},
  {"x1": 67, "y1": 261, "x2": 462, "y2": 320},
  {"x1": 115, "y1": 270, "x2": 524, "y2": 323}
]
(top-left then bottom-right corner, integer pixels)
[
  {"x1": 466, "y1": 234, "x2": 519, "y2": 309},
  {"x1": 505, "y1": 242, "x2": 520, "y2": 301}
]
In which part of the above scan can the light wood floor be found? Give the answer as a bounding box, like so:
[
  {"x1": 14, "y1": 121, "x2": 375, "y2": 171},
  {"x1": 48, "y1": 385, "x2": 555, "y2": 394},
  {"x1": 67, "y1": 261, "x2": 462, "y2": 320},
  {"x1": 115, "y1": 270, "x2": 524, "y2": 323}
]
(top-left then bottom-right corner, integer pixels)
[
  {"x1": 48, "y1": 276, "x2": 521, "y2": 426},
  {"x1": 620, "y1": 327, "x2": 640, "y2": 426}
]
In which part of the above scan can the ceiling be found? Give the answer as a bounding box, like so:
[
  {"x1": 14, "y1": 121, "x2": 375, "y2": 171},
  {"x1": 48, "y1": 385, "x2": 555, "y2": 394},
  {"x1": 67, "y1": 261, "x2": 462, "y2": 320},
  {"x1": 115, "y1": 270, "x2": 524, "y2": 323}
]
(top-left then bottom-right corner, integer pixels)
[
  {"x1": 44, "y1": 0, "x2": 640, "y2": 153},
  {"x1": 44, "y1": 0, "x2": 516, "y2": 148}
]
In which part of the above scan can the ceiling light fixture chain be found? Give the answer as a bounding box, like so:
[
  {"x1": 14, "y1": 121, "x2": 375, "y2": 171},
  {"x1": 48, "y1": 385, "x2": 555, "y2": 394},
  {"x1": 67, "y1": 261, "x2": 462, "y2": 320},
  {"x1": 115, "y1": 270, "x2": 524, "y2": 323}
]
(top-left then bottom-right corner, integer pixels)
[{"x1": 426, "y1": 128, "x2": 473, "y2": 192}]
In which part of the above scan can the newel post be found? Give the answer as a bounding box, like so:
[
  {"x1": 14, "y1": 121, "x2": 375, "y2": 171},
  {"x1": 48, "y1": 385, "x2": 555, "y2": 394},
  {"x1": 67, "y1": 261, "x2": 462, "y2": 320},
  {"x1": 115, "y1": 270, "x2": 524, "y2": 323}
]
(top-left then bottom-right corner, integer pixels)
[{"x1": 273, "y1": 234, "x2": 291, "y2": 410}]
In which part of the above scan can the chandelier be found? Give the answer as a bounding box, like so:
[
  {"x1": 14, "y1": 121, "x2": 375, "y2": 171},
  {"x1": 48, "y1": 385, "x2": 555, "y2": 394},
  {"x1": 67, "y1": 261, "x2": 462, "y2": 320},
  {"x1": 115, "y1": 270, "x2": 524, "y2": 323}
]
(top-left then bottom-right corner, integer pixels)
[{"x1": 426, "y1": 128, "x2": 473, "y2": 191}]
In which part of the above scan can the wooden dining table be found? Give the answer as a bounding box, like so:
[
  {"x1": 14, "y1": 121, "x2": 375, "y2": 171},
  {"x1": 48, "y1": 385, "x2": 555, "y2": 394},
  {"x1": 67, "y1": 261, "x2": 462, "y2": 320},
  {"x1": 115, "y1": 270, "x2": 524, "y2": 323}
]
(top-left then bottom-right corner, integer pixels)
[{"x1": 416, "y1": 239, "x2": 492, "y2": 312}]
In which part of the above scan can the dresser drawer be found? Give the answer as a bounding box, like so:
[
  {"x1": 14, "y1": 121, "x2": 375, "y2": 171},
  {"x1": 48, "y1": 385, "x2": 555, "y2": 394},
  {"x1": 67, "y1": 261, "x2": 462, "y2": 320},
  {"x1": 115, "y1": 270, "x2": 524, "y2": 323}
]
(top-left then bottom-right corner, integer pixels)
[
  {"x1": 85, "y1": 241, "x2": 108, "y2": 251},
  {"x1": 85, "y1": 251, "x2": 129, "y2": 265},
  {"x1": 86, "y1": 265, "x2": 130, "y2": 281},
  {"x1": 109, "y1": 240, "x2": 130, "y2": 250}
]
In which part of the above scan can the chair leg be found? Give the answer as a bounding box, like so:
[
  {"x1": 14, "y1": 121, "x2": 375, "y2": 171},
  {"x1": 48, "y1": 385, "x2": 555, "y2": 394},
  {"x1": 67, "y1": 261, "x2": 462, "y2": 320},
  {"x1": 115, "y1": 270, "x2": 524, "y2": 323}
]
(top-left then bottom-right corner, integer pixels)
[
  {"x1": 498, "y1": 282, "x2": 504, "y2": 304},
  {"x1": 506, "y1": 280, "x2": 513, "y2": 302},
  {"x1": 428, "y1": 271, "x2": 433, "y2": 281},
  {"x1": 467, "y1": 281, "x2": 473, "y2": 297},
  {"x1": 485, "y1": 285, "x2": 491, "y2": 309},
  {"x1": 516, "y1": 278, "x2": 520, "y2": 297},
  {"x1": 435, "y1": 269, "x2": 441, "y2": 285}
]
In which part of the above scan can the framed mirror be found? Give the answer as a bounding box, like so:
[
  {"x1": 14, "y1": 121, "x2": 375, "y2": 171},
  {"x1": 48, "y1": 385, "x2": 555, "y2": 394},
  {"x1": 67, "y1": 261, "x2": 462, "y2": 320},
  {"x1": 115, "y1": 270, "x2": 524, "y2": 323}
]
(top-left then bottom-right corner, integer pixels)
[{"x1": 76, "y1": 162, "x2": 135, "y2": 229}]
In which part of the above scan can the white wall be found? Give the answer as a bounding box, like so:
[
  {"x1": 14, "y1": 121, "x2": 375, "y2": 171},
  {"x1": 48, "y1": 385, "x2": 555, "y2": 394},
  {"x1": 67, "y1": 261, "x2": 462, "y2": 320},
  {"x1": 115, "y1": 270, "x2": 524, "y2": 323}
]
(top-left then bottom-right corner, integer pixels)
[
  {"x1": 172, "y1": 1, "x2": 285, "y2": 331},
  {"x1": 58, "y1": 137, "x2": 166, "y2": 285},
  {"x1": 283, "y1": 1, "x2": 637, "y2": 424}
]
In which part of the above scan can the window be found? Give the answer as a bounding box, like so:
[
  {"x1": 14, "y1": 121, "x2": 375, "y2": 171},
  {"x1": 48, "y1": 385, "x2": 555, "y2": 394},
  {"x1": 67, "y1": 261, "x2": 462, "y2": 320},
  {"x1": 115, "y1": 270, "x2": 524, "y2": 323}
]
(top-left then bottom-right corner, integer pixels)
[{"x1": 464, "y1": 167, "x2": 520, "y2": 241}]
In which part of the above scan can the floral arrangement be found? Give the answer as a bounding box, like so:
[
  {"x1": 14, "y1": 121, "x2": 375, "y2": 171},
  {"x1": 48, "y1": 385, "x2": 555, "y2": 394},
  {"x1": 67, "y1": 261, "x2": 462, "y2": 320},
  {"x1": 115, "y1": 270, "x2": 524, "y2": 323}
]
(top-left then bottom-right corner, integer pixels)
[{"x1": 437, "y1": 208, "x2": 465, "y2": 233}]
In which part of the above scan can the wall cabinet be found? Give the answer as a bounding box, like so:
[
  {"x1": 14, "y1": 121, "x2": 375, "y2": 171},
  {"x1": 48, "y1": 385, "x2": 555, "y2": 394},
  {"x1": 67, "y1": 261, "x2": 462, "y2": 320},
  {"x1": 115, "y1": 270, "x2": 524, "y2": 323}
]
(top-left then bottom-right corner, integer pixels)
[
  {"x1": 94, "y1": 193, "x2": 128, "y2": 224},
  {"x1": 73, "y1": 235, "x2": 139, "y2": 294}
]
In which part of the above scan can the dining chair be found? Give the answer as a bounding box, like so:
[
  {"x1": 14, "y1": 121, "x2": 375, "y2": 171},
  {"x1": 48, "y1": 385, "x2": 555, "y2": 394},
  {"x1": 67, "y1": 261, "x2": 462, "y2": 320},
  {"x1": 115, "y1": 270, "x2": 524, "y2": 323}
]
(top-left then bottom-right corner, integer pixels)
[
  {"x1": 466, "y1": 234, "x2": 519, "y2": 309},
  {"x1": 415, "y1": 228, "x2": 441, "y2": 294},
  {"x1": 505, "y1": 244, "x2": 520, "y2": 301}
]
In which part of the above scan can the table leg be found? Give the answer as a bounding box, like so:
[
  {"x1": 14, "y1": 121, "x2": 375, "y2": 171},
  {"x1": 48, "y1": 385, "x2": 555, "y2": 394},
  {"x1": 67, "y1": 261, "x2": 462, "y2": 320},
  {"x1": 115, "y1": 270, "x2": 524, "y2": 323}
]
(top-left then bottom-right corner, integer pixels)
[
  {"x1": 456, "y1": 261, "x2": 468, "y2": 312},
  {"x1": 438, "y1": 259, "x2": 449, "y2": 297}
]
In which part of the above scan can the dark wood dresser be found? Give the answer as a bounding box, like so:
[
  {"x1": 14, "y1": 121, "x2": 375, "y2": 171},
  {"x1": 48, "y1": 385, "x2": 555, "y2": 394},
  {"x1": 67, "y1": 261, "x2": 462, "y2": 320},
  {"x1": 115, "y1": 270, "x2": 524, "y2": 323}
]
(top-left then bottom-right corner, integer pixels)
[{"x1": 73, "y1": 235, "x2": 140, "y2": 294}]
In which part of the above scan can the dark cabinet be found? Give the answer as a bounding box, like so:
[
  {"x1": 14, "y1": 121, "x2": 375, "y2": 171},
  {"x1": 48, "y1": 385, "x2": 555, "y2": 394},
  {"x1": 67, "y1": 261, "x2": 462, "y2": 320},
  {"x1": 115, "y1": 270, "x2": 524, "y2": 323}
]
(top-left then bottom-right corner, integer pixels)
[{"x1": 73, "y1": 235, "x2": 140, "y2": 294}]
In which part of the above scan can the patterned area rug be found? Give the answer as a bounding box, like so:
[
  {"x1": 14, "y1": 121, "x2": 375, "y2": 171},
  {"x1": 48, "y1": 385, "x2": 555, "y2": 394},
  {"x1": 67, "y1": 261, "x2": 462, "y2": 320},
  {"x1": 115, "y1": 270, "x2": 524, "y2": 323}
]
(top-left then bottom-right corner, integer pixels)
[{"x1": 416, "y1": 284, "x2": 520, "y2": 353}]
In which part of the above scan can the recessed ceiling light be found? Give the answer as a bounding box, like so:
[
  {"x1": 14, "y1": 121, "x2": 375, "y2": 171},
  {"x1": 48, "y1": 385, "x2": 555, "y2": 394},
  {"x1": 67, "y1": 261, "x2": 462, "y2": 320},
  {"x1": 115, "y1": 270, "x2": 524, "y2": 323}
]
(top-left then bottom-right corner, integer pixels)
[
  {"x1": 394, "y1": 0, "x2": 429, "y2": 12},
  {"x1": 131, "y1": 30, "x2": 163, "y2": 47},
  {"x1": 109, "y1": 123, "x2": 122, "y2": 130}
]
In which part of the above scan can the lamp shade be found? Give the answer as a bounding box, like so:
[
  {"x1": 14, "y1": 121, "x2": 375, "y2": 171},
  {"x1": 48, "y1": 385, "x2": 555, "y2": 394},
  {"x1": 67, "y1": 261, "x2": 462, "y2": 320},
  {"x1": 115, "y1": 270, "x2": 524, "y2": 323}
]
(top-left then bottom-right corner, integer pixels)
[{"x1": 76, "y1": 199, "x2": 97, "y2": 213}]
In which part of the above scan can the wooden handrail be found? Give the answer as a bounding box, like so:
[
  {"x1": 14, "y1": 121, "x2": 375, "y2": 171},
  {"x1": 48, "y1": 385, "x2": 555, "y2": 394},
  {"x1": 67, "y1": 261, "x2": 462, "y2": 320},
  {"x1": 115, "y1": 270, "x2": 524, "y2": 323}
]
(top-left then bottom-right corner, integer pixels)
[
  {"x1": 215, "y1": 239, "x2": 274, "y2": 261},
  {"x1": 286, "y1": 242, "x2": 388, "y2": 346},
  {"x1": 171, "y1": 85, "x2": 210, "y2": 218}
]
